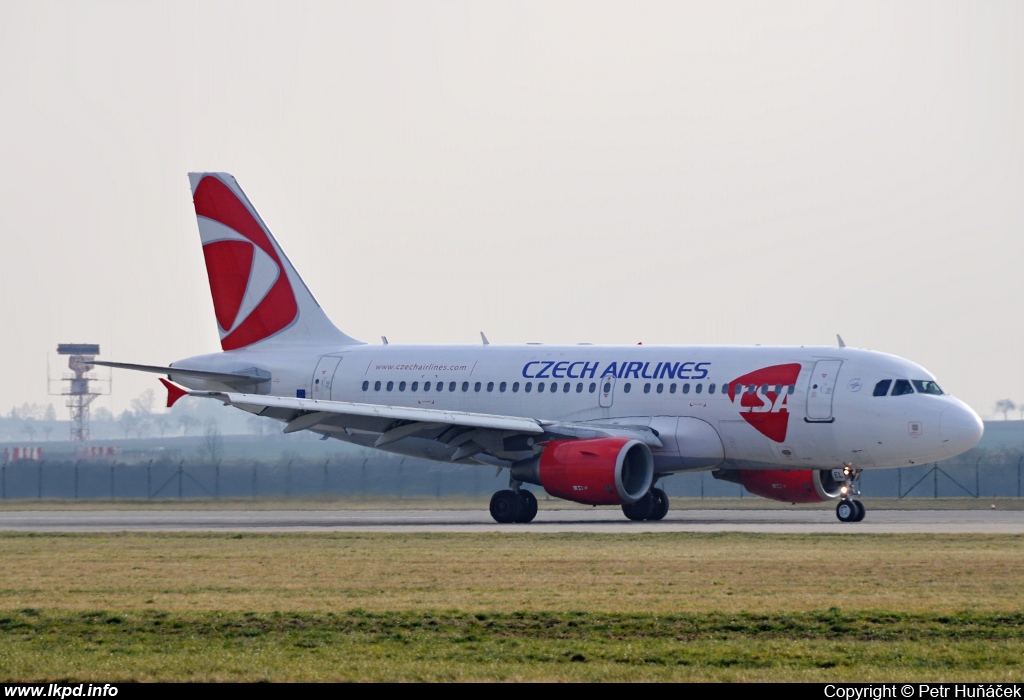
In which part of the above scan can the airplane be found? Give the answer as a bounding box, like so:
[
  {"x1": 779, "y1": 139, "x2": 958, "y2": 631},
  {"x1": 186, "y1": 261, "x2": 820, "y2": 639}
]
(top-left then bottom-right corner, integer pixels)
[{"x1": 94, "y1": 172, "x2": 985, "y2": 524}]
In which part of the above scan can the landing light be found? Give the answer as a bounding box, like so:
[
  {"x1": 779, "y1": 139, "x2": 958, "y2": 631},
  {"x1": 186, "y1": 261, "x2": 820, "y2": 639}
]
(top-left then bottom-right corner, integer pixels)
[{"x1": 840, "y1": 486, "x2": 849, "y2": 495}]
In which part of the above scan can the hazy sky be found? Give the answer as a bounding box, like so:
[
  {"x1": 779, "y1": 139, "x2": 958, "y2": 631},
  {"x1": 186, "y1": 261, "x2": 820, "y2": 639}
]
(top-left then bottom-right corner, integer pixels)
[{"x1": 0, "y1": 1, "x2": 1021, "y2": 419}]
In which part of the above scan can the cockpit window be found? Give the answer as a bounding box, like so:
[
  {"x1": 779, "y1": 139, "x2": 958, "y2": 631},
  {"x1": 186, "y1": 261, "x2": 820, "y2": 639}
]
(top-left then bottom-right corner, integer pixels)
[
  {"x1": 912, "y1": 380, "x2": 943, "y2": 395},
  {"x1": 873, "y1": 379, "x2": 892, "y2": 397},
  {"x1": 891, "y1": 379, "x2": 914, "y2": 396}
]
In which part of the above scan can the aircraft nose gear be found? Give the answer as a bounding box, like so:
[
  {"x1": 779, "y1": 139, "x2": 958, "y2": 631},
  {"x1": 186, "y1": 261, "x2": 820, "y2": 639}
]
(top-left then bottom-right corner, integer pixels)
[{"x1": 835, "y1": 466, "x2": 865, "y2": 522}]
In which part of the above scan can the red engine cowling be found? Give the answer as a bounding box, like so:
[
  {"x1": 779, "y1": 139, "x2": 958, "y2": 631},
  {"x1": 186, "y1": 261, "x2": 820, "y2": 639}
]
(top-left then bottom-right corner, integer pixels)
[
  {"x1": 738, "y1": 469, "x2": 844, "y2": 503},
  {"x1": 511, "y1": 438, "x2": 654, "y2": 506}
]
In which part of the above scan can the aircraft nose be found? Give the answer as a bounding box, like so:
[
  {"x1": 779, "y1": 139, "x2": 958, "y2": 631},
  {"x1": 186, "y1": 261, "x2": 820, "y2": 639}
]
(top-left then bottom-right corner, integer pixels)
[{"x1": 939, "y1": 402, "x2": 984, "y2": 457}]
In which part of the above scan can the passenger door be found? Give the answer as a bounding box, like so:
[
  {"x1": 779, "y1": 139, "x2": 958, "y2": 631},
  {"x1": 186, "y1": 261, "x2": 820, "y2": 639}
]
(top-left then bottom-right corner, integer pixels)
[
  {"x1": 311, "y1": 355, "x2": 344, "y2": 401},
  {"x1": 805, "y1": 359, "x2": 842, "y2": 422}
]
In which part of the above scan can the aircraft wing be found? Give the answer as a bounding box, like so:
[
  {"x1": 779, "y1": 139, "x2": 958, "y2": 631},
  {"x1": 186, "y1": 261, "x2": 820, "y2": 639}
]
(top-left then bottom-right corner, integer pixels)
[{"x1": 191, "y1": 390, "x2": 662, "y2": 466}]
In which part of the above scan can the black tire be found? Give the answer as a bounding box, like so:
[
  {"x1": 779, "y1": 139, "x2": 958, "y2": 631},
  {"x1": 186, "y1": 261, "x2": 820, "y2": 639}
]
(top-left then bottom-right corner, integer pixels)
[
  {"x1": 490, "y1": 490, "x2": 523, "y2": 524},
  {"x1": 622, "y1": 491, "x2": 654, "y2": 521},
  {"x1": 836, "y1": 499, "x2": 856, "y2": 522},
  {"x1": 516, "y1": 490, "x2": 538, "y2": 523},
  {"x1": 649, "y1": 487, "x2": 669, "y2": 521},
  {"x1": 852, "y1": 499, "x2": 866, "y2": 522}
]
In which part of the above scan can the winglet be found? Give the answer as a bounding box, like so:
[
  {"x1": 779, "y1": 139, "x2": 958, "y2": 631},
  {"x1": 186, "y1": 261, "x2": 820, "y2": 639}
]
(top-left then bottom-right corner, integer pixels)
[
  {"x1": 837, "y1": 334, "x2": 846, "y2": 348},
  {"x1": 159, "y1": 378, "x2": 189, "y2": 408},
  {"x1": 480, "y1": 332, "x2": 490, "y2": 346}
]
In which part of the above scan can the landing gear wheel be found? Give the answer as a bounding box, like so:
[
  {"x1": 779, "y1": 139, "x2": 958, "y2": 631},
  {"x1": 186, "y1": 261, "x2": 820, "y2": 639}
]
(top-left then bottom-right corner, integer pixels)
[
  {"x1": 490, "y1": 490, "x2": 523, "y2": 524},
  {"x1": 649, "y1": 488, "x2": 669, "y2": 521},
  {"x1": 516, "y1": 490, "x2": 538, "y2": 523},
  {"x1": 622, "y1": 491, "x2": 654, "y2": 521},
  {"x1": 852, "y1": 499, "x2": 866, "y2": 522},
  {"x1": 836, "y1": 499, "x2": 857, "y2": 523}
]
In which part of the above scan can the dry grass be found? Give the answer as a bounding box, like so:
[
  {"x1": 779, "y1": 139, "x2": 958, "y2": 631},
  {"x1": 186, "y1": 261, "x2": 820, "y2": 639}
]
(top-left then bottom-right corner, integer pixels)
[
  {"x1": 1, "y1": 532, "x2": 1022, "y2": 614},
  {"x1": 2, "y1": 533, "x2": 1022, "y2": 681}
]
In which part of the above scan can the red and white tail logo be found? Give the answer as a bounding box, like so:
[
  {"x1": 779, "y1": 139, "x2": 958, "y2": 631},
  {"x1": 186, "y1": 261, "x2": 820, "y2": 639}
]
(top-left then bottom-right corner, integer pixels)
[
  {"x1": 193, "y1": 175, "x2": 299, "y2": 350},
  {"x1": 189, "y1": 173, "x2": 359, "y2": 350}
]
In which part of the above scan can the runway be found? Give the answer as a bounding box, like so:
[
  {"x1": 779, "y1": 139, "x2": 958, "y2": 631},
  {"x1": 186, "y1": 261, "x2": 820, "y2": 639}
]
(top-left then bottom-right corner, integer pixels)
[{"x1": 0, "y1": 508, "x2": 1021, "y2": 533}]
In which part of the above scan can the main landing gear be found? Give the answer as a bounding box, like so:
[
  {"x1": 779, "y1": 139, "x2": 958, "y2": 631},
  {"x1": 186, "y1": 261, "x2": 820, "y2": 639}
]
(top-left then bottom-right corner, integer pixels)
[
  {"x1": 835, "y1": 466, "x2": 865, "y2": 523},
  {"x1": 622, "y1": 487, "x2": 669, "y2": 522},
  {"x1": 489, "y1": 488, "x2": 538, "y2": 524}
]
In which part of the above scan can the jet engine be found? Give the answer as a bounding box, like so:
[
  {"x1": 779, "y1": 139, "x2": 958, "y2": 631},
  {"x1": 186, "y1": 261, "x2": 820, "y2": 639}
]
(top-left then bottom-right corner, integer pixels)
[
  {"x1": 510, "y1": 438, "x2": 654, "y2": 506},
  {"x1": 712, "y1": 468, "x2": 844, "y2": 503}
]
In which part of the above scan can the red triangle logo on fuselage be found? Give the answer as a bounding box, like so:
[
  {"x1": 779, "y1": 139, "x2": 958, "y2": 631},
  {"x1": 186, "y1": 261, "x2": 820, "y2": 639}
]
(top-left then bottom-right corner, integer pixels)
[{"x1": 728, "y1": 363, "x2": 802, "y2": 443}]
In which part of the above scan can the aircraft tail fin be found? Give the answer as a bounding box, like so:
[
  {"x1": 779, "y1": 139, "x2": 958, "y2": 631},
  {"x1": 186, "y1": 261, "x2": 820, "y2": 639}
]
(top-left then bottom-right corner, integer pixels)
[{"x1": 188, "y1": 172, "x2": 361, "y2": 351}]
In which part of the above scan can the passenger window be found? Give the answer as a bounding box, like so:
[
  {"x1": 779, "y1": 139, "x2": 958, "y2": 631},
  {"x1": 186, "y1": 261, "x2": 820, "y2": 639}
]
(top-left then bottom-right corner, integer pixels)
[
  {"x1": 603, "y1": 382, "x2": 611, "y2": 393},
  {"x1": 424, "y1": 381, "x2": 431, "y2": 391},
  {"x1": 682, "y1": 384, "x2": 690, "y2": 394},
  {"x1": 564, "y1": 382, "x2": 570, "y2": 393},
  {"x1": 362, "y1": 381, "x2": 369, "y2": 391},
  {"x1": 474, "y1": 382, "x2": 481, "y2": 392},
  {"x1": 449, "y1": 382, "x2": 456, "y2": 392},
  {"x1": 912, "y1": 380, "x2": 943, "y2": 395},
  {"x1": 462, "y1": 382, "x2": 469, "y2": 392},
  {"x1": 512, "y1": 382, "x2": 520, "y2": 392},
  {"x1": 657, "y1": 383, "x2": 664, "y2": 394},
  {"x1": 589, "y1": 383, "x2": 596, "y2": 393},
  {"x1": 399, "y1": 381, "x2": 406, "y2": 392},
  {"x1": 721, "y1": 383, "x2": 729, "y2": 394},
  {"x1": 525, "y1": 382, "x2": 532, "y2": 393},
  {"x1": 500, "y1": 382, "x2": 507, "y2": 392},
  {"x1": 774, "y1": 384, "x2": 781, "y2": 395},
  {"x1": 708, "y1": 383, "x2": 715, "y2": 394},
  {"x1": 538, "y1": 382, "x2": 545, "y2": 392},
  {"x1": 669, "y1": 383, "x2": 676, "y2": 394},
  {"x1": 695, "y1": 383, "x2": 703, "y2": 394},
  {"x1": 411, "y1": 382, "x2": 419, "y2": 392},
  {"x1": 386, "y1": 381, "x2": 394, "y2": 392},
  {"x1": 873, "y1": 380, "x2": 892, "y2": 397},
  {"x1": 487, "y1": 382, "x2": 494, "y2": 392},
  {"x1": 644, "y1": 383, "x2": 651, "y2": 394},
  {"x1": 623, "y1": 383, "x2": 631, "y2": 393},
  {"x1": 576, "y1": 383, "x2": 583, "y2": 393},
  {"x1": 760, "y1": 384, "x2": 768, "y2": 394},
  {"x1": 891, "y1": 379, "x2": 914, "y2": 396},
  {"x1": 788, "y1": 384, "x2": 795, "y2": 395},
  {"x1": 374, "y1": 381, "x2": 381, "y2": 391},
  {"x1": 747, "y1": 385, "x2": 756, "y2": 395}
]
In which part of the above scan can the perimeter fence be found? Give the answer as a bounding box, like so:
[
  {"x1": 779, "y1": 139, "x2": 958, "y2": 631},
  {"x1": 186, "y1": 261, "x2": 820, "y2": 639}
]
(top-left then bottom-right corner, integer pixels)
[{"x1": 0, "y1": 454, "x2": 1021, "y2": 501}]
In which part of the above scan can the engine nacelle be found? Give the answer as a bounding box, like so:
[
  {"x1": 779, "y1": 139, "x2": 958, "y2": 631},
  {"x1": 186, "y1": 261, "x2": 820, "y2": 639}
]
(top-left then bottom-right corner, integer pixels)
[
  {"x1": 713, "y1": 468, "x2": 844, "y2": 503},
  {"x1": 510, "y1": 438, "x2": 654, "y2": 506}
]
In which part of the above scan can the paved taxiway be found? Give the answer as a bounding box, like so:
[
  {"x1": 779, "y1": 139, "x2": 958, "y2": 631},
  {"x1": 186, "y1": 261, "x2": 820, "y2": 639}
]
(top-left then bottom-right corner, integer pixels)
[{"x1": 0, "y1": 509, "x2": 1020, "y2": 533}]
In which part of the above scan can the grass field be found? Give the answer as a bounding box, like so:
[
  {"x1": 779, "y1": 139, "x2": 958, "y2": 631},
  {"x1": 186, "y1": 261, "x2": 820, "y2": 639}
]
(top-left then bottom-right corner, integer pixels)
[{"x1": 1, "y1": 532, "x2": 1022, "y2": 681}]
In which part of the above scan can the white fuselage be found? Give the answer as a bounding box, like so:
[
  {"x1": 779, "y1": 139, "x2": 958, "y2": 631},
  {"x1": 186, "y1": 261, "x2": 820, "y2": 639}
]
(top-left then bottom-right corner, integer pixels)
[{"x1": 171, "y1": 343, "x2": 983, "y2": 474}]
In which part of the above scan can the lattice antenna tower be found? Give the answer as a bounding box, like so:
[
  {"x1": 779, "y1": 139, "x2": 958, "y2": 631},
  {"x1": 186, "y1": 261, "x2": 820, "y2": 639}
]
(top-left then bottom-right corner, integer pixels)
[{"x1": 49, "y1": 344, "x2": 111, "y2": 441}]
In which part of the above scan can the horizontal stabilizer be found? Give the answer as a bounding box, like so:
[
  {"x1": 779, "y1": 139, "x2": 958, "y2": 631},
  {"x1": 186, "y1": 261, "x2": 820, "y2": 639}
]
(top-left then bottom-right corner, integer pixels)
[{"x1": 91, "y1": 360, "x2": 269, "y2": 385}]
